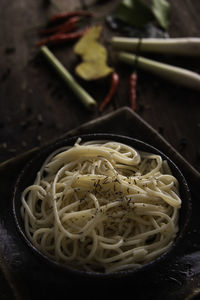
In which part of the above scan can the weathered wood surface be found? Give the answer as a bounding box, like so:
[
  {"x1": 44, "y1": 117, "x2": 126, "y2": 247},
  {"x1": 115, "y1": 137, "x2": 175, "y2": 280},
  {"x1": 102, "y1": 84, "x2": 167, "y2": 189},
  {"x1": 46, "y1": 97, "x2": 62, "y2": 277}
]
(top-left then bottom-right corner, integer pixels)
[
  {"x1": 1, "y1": 1, "x2": 200, "y2": 299},
  {"x1": 0, "y1": 0, "x2": 200, "y2": 173}
]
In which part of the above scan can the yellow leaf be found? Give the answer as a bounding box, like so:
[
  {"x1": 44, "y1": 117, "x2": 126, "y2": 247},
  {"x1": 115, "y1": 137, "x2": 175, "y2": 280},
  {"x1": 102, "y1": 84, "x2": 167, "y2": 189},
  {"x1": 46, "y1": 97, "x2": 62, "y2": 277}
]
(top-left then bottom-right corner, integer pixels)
[
  {"x1": 74, "y1": 26, "x2": 102, "y2": 55},
  {"x1": 75, "y1": 61, "x2": 113, "y2": 81},
  {"x1": 74, "y1": 26, "x2": 113, "y2": 80}
]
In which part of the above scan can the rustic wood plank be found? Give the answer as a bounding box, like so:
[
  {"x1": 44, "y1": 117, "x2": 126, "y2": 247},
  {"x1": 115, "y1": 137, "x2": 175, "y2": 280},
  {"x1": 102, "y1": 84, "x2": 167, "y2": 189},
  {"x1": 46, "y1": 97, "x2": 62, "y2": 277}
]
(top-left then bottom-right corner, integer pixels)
[
  {"x1": 0, "y1": 0, "x2": 200, "y2": 174},
  {"x1": 1, "y1": 2, "x2": 200, "y2": 298}
]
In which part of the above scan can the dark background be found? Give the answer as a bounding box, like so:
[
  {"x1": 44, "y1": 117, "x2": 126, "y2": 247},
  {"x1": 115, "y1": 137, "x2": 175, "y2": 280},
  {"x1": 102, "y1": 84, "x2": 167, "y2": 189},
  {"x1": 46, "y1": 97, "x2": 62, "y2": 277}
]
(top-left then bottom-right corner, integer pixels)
[
  {"x1": 0, "y1": 0, "x2": 200, "y2": 174},
  {"x1": 1, "y1": 1, "x2": 200, "y2": 299}
]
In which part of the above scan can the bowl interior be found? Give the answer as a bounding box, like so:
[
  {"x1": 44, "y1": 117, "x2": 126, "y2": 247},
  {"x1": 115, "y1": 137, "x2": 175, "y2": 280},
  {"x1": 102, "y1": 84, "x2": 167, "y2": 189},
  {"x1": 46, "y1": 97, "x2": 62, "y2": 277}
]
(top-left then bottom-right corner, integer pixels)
[{"x1": 13, "y1": 133, "x2": 191, "y2": 278}]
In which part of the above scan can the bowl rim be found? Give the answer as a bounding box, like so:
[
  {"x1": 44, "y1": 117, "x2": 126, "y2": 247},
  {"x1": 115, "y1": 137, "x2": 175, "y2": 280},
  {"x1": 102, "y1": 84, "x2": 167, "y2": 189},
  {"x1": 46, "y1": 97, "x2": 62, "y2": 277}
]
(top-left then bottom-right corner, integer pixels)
[{"x1": 12, "y1": 133, "x2": 192, "y2": 279}]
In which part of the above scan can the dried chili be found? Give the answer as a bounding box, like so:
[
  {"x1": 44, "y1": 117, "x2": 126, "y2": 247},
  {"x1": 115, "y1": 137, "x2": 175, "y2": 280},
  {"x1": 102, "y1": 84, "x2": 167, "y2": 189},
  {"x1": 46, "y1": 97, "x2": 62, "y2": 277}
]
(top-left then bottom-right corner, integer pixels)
[
  {"x1": 36, "y1": 27, "x2": 89, "y2": 47},
  {"x1": 129, "y1": 72, "x2": 137, "y2": 111},
  {"x1": 49, "y1": 10, "x2": 93, "y2": 24},
  {"x1": 99, "y1": 72, "x2": 119, "y2": 112},
  {"x1": 40, "y1": 16, "x2": 79, "y2": 35}
]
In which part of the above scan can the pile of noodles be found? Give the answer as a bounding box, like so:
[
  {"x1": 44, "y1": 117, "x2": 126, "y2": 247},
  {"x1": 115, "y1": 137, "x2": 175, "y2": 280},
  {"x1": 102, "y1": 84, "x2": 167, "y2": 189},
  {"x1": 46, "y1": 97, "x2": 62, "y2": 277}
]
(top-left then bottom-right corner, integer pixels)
[{"x1": 21, "y1": 139, "x2": 181, "y2": 273}]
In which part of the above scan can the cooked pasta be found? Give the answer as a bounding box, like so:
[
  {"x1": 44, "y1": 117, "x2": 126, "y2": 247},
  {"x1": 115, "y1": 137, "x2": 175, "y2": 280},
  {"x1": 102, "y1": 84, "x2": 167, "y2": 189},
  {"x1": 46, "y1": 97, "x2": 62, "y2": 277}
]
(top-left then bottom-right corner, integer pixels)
[{"x1": 21, "y1": 138, "x2": 181, "y2": 273}]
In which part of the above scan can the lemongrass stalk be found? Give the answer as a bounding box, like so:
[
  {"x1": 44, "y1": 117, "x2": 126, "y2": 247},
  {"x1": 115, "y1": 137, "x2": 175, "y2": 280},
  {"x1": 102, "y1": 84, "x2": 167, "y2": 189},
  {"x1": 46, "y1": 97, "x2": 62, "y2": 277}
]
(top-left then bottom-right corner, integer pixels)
[
  {"x1": 112, "y1": 37, "x2": 200, "y2": 57},
  {"x1": 40, "y1": 46, "x2": 97, "y2": 110},
  {"x1": 118, "y1": 52, "x2": 200, "y2": 91}
]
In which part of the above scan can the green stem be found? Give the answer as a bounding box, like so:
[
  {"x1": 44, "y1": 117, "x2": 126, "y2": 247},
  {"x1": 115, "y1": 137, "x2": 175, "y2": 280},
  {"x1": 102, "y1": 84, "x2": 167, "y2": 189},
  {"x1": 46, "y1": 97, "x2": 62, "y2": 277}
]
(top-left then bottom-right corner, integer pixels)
[
  {"x1": 118, "y1": 52, "x2": 200, "y2": 91},
  {"x1": 40, "y1": 46, "x2": 97, "y2": 110},
  {"x1": 112, "y1": 37, "x2": 200, "y2": 56}
]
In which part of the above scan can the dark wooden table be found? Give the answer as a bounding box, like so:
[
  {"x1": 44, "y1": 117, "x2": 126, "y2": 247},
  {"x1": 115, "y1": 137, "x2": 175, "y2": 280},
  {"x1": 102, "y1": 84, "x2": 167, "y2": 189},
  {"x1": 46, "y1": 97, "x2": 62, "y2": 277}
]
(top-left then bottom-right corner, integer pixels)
[
  {"x1": 1, "y1": 1, "x2": 200, "y2": 299},
  {"x1": 0, "y1": 0, "x2": 200, "y2": 173}
]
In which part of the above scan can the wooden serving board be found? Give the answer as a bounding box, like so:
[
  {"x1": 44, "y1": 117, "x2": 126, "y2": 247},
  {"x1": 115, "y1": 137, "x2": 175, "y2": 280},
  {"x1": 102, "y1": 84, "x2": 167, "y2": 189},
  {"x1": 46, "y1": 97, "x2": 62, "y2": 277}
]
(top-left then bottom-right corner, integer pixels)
[{"x1": 1, "y1": 107, "x2": 200, "y2": 300}]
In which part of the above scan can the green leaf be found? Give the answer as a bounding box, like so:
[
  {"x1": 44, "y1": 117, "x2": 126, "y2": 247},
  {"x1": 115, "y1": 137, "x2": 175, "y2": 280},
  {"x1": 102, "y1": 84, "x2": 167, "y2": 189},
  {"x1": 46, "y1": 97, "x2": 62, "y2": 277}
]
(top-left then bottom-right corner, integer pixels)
[
  {"x1": 113, "y1": 0, "x2": 171, "y2": 31},
  {"x1": 114, "y1": 0, "x2": 154, "y2": 28},
  {"x1": 151, "y1": 0, "x2": 171, "y2": 30}
]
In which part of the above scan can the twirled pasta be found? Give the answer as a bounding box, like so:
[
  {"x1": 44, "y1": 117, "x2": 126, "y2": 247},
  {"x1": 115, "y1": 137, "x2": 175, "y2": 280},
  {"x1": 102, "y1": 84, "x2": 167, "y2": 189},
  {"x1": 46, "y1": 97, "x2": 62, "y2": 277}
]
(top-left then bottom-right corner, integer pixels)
[{"x1": 21, "y1": 139, "x2": 181, "y2": 273}]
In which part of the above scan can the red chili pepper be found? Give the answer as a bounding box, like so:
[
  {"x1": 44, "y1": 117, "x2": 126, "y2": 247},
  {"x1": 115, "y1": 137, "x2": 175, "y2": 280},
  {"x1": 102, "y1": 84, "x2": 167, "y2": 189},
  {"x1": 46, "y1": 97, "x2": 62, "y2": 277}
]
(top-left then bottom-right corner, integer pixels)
[
  {"x1": 36, "y1": 27, "x2": 89, "y2": 47},
  {"x1": 40, "y1": 16, "x2": 79, "y2": 35},
  {"x1": 99, "y1": 72, "x2": 119, "y2": 112},
  {"x1": 129, "y1": 72, "x2": 137, "y2": 111},
  {"x1": 49, "y1": 10, "x2": 93, "y2": 24}
]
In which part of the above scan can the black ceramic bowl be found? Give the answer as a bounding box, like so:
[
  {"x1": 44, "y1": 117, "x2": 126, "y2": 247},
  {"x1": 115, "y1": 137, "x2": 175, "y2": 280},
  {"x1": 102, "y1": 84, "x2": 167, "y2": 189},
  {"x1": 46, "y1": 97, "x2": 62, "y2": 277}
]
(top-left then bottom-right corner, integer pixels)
[{"x1": 13, "y1": 133, "x2": 191, "y2": 279}]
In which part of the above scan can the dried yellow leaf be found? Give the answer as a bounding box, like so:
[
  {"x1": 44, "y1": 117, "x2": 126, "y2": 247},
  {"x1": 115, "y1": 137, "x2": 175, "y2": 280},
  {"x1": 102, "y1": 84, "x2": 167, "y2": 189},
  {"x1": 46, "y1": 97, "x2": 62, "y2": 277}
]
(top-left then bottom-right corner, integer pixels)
[
  {"x1": 74, "y1": 26, "x2": 113, "y2": 80},
  {"x1": 75, "y1": 61, "x2": 113, "y2": 81},
  {"x1": 74, "y1": 26, "x2": 102, "y2": 55}
]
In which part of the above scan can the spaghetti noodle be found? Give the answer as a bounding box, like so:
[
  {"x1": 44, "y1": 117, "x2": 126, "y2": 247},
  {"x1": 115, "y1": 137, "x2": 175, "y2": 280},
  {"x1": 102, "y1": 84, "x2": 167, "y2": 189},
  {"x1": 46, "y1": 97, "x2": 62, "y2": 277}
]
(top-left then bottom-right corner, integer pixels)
[{"x1": 21, "y1": 139, "x2": 181, "y2": 273}]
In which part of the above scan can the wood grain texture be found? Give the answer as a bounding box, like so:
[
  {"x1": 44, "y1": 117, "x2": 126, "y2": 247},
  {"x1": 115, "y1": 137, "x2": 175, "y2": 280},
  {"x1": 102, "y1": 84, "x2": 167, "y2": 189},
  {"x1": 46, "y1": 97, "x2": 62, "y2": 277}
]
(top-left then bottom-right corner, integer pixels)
[
  {"x1": 0, "y1": 0, "x2": 200, "y2": 175},
  {"x1": 0, "y1": 107, "x2": 199, "y2": 300}
]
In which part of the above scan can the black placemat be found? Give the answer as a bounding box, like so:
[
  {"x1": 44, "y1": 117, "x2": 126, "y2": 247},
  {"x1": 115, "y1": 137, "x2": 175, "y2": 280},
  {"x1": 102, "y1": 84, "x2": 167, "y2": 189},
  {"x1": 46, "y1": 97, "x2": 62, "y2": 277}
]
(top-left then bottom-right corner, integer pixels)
[{"x1": 1, "y1": 107, "x2": 200, "y2": 300}]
